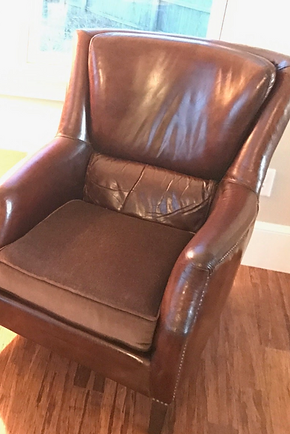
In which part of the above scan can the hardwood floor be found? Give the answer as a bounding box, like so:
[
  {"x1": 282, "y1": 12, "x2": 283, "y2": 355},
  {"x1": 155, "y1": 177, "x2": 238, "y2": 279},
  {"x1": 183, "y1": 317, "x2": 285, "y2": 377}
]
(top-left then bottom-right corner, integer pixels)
[{"x1": 0, "y1": 266, "x2": 289, "y2": 434}]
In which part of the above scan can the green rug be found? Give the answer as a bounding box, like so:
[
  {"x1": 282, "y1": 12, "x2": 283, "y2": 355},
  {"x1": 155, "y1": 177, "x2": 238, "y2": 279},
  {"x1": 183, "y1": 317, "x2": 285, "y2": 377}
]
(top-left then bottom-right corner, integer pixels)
[{"x1": 0, "y1": 149, "x2": 27, "y2": 178}]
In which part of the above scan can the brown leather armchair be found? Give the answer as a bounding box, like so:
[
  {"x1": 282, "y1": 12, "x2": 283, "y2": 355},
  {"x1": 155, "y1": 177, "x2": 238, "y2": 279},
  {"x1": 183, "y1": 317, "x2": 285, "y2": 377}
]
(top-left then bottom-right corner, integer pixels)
[{"x1": 0, "y1": 31, "x2": 290, "y2": 434}]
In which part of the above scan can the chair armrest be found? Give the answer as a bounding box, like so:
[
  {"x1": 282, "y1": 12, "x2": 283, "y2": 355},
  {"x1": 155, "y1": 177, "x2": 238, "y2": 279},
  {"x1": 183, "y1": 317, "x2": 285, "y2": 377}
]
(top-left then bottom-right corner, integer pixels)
[
  {"x1": 150, "y1": 180, "x2": 258, "y2": 403},
  {"x1": 0, "y1": 136, "x2": 92, "y2": 247}
]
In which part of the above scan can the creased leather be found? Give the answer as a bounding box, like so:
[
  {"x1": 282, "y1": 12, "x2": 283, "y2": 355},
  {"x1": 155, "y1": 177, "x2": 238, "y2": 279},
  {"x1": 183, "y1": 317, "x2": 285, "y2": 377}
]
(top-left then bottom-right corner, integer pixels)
[{"x1": 84, "y1": 153, "x2": 217, "y2": 232}]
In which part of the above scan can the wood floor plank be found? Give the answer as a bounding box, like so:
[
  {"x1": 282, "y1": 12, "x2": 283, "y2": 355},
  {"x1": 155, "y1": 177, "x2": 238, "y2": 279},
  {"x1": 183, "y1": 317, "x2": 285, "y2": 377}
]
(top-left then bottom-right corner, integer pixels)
[{"x1": 0, "y1": 265, "x2": 290, "y2": 433}]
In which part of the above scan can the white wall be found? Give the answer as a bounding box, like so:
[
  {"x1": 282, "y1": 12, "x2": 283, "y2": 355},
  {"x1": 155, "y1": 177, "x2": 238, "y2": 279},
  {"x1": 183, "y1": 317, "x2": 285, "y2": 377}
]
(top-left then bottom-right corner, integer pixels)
[
  {"x1": 0, "y1": 96, "x2": 62, "y2": 154},
  {"x1": 221, "y1": 0, "x2": 290, "y2": 54}
]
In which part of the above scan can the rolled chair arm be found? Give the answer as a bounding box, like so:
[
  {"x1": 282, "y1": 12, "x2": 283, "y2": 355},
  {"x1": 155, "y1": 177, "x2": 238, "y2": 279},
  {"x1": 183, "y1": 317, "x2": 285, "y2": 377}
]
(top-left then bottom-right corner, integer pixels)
[
  {"x1": 0, "y1": 136, "x2": 92, "y2": 248},
  {"x1": 150, "y1": 180, "x2": 258, "y2": 403}
]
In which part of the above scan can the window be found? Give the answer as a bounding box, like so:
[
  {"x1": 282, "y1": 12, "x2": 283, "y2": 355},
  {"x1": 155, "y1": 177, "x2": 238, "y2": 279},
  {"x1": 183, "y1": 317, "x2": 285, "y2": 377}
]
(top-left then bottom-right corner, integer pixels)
[
  {"x1": 29, "y1": 0, "x2": 214, "y2": 60},
  {"x1": 0, "y1": 0, "x2": 228, "y2": 101}
]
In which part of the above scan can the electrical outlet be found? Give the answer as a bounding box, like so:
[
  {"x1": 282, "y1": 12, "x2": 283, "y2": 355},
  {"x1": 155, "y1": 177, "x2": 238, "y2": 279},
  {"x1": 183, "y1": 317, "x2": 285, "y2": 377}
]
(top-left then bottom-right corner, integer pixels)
[{"x1": 260, "y1": 168, "x2": 276, "y2": 197}]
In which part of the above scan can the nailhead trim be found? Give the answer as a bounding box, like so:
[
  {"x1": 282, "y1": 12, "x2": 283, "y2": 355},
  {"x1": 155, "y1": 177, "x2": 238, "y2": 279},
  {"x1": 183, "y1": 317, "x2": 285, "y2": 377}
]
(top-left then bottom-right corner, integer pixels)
[
  {"x1": 172, "y1": 273, "x2": 210, "y2": 400},
  {"x1": 171, "y1": 229, "x2": 251, "y2": 400},
  {"x1": 216, "y1": 229, "x2": 250, "y2": 266},
  {"x1": 152, "y1": 398, "x2": 169, "y2": 406}
]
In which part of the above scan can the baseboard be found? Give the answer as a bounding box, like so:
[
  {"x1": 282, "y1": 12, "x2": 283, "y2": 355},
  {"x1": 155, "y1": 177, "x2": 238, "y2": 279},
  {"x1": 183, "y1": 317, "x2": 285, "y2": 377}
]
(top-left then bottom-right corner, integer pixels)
[{"x1": 242, "y1": 221, "x2": 290, "y2": 273}]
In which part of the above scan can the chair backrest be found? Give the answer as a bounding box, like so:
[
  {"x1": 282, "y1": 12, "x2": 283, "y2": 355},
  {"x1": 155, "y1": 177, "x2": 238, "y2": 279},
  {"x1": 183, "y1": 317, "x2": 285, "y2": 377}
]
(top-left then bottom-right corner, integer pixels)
[
  {"x1": 87, "y1": 33, "x2": 275, "y2": 180},
  {"x1": 80, "y1": 32, "x2": 277, "y2": 231},
  {"x1": 58, "y1": 31, "x2": 290, "y2": 232}
]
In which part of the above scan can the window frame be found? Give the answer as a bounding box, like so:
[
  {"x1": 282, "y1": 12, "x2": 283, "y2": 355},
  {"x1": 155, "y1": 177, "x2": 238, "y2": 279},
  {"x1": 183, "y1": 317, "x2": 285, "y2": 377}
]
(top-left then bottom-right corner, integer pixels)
[{"x1": 0, "y1": 0, "x2": 228, "y2": 102}]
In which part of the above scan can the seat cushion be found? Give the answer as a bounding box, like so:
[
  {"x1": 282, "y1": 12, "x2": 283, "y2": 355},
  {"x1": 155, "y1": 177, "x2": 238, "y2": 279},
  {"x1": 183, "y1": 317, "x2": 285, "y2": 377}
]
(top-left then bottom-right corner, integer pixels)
[{"x1": 0, "y1": 200, "x2": 192, "y2": 351}]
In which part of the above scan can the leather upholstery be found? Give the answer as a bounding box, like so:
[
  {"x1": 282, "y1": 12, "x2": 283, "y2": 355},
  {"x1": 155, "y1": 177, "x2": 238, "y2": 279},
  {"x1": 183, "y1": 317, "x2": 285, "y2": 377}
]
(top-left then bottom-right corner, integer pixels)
[
  {"x1": 84, "y1": 152, "x2": 216, "y2": 231},
  {"x1": 0, "y1": 31, "x2": 290, "y2": 417},
  {"x1": 0, "y1": 136, "x2": 92, "y2": 247},
  {"x1": 88, "y1": 33, "x2": 276, "y2": 181}
]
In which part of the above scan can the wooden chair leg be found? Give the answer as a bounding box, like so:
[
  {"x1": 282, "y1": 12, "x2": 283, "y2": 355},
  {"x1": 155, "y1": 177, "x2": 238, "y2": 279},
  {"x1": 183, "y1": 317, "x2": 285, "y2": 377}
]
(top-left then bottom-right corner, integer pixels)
[
  {"x1": 93, "y1": 372, "x2": 105, "y2": 393},
  {"x1": 73, "y1": 365, "x2": 105, "y2": 393},
  {"x1": 148, "y1": 400, "x2": 168, "y2": 434},
  {"x1": 73, "y1": 364, "x2": 91, "y2": 388}
]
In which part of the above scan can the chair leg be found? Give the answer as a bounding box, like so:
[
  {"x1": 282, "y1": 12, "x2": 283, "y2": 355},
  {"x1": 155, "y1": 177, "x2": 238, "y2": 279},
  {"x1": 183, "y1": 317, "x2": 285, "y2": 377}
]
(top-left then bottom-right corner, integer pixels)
[
  {"x1": 73, "y1": 364, "x2": 91, "y2": 388},
  {"x1": 93, "y1": 372, "x2": 105, "y2": 393},
  {"x1": 148, "y1": 400, "x2": 168, "y2": 434}
]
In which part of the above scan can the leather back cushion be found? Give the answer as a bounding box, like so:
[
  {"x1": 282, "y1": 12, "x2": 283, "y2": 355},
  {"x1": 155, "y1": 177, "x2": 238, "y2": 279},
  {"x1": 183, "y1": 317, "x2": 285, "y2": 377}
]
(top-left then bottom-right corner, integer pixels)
[
  {"x1": 88, "y1": 33, "x2": 276, "y2": 180},
  {"x1": 83, "y1": 153, "x2": 217, "y2": 233}
]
